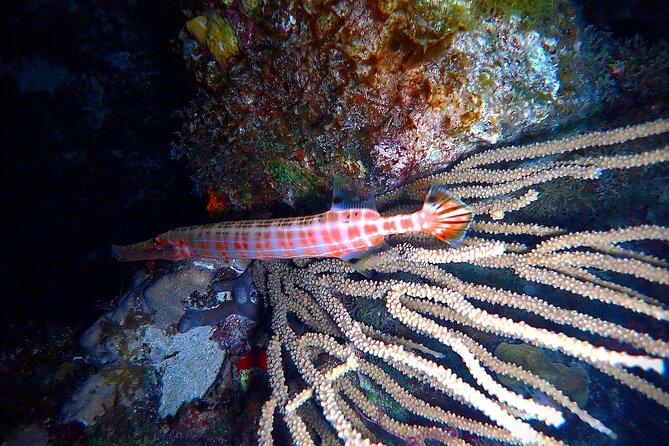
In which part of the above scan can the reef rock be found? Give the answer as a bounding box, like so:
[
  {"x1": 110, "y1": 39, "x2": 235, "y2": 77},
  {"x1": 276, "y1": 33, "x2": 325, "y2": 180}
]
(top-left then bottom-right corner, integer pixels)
[
  {"x1": 64, "y1": 260, "x2": 258, "y2": 426},
  {"x1": 141, "y1": 325, "x2": 226, "y2": 418}
]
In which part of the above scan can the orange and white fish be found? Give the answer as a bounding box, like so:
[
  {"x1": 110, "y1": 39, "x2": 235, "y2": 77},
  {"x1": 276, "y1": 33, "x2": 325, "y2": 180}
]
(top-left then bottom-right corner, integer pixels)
[{"x1": 111, "y1": 183, "x2": 472, "y2": 274}]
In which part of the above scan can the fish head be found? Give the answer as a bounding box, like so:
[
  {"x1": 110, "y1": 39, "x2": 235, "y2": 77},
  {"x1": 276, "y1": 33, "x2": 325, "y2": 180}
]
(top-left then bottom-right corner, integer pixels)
[{"x1": 111, "y1": 235, "x2": 187, "y2": 261}]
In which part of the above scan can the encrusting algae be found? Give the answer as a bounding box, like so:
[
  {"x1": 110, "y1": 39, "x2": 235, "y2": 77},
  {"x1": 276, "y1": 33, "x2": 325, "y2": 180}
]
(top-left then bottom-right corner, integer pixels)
[{"x1": 186, "y1": 13, "x2": 239, "y2": 64}]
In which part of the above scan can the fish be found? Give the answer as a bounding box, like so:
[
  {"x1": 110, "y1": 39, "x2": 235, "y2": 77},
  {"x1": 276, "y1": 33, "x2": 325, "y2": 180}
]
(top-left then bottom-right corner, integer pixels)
[{"x1": 111, "y1": 183, "x2": 472, "y2": 275}]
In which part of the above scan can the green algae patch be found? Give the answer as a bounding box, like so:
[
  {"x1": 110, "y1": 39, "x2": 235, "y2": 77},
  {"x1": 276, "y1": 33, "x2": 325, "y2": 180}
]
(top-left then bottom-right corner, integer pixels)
[
  {"x1": 405, "y1": 0, "x2": 473, "y2": 44},
  {"x1": 207, "y1": 15, "x2": 239, "y2": 62},
  {"x1": 241, "y1": 0, "x2": 261, "y2": 14},
  {"x1": 376, "y1": 0, "x2": 473, "y2": 44},
  {"x1": 475, "y1": 0, "x2": 574, "y2": 30}
]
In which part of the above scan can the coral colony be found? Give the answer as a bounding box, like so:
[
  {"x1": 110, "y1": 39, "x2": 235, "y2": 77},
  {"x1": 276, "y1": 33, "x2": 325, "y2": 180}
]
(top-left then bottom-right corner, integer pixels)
[
  {"x1": 173, "y1": 0, "x2": 603, "y2": 210},
  {"x1": 252, "y1": 119, "x2": 669, "y2": 445}
]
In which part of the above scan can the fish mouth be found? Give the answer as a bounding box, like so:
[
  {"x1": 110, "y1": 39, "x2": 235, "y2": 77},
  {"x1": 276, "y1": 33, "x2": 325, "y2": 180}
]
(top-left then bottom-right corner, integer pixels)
[{"x1": 111, "y1": 240, "x2": 158, "y2": 261}]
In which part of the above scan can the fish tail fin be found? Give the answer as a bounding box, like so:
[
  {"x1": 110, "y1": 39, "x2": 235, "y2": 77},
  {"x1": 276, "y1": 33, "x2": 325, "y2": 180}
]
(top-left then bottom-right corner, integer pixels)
[{"x1": 421, "y1": 184, "x2": 473, "y2": 245}]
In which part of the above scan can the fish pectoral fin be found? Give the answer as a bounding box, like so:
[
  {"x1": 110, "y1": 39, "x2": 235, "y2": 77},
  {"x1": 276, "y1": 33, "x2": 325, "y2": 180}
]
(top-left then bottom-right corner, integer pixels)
[{"x1": 340, "y1": 242, "x2": 391, "y2": 277}]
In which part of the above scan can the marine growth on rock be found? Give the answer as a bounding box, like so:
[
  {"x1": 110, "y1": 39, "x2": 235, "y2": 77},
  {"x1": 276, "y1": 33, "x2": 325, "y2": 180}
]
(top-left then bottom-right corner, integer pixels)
[{"x1": 174, "y1": 0, "x2": 608, "y2": 211}]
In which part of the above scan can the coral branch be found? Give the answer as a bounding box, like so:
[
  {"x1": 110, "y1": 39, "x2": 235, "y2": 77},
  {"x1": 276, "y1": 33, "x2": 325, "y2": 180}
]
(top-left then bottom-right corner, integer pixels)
[{"x1": 255, "y1": 118, "x2": 669, "y2": 445}]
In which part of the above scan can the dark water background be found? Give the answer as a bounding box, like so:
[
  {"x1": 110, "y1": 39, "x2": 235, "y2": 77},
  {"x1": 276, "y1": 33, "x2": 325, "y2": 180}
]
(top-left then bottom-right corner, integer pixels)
[
  {"x1": 1, "y1": 0, "x2": 668, "y2": 443},
  {"x1": 0, "y1": 1, "x2": 204, "y2": 350}
]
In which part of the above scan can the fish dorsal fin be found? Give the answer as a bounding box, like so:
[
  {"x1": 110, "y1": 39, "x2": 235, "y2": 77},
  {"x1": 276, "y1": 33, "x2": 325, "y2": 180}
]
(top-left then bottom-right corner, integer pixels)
[{"x1": 330, "y1": 177, "x2": 376, "y2": 211}]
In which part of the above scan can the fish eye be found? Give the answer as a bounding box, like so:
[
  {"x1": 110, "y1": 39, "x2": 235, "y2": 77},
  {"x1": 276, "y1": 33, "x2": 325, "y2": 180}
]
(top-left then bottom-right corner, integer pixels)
[{"x1": 153, "y1": 237, "x2": 163, "y2": 249}]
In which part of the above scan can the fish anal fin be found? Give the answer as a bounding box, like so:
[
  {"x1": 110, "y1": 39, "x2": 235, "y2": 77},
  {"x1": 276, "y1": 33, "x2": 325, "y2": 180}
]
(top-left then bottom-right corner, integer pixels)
[{"x1": 340, "y1": 242, "x2": 391, "y2": 277}]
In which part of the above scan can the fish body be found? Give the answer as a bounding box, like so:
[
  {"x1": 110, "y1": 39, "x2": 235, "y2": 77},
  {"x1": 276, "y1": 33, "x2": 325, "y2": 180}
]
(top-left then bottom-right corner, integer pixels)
[{"x1": 112, "y1": 184, "x2": 472, "y2": 268}]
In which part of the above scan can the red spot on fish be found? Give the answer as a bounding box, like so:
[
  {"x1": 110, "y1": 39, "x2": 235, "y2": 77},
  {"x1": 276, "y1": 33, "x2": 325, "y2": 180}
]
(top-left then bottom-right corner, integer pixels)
[
  {"x1": 295, "y1": 149, "x2": 305, "y2": 161},
  {"x1": 305, "y1": 229, "x2": 316, "y2": 245},
  {"x1": 277, "y1": 230, "x2": 287, "y2": 248},
  {"x1": 330, "y1": 227, "x2": 344, "y2": 243},
  {"x1": 369, "y1": 235, "x2": 384, "y2": 245},
  {"x1": 364, "y1": 223, "x2": 377, "y2": 234}
]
